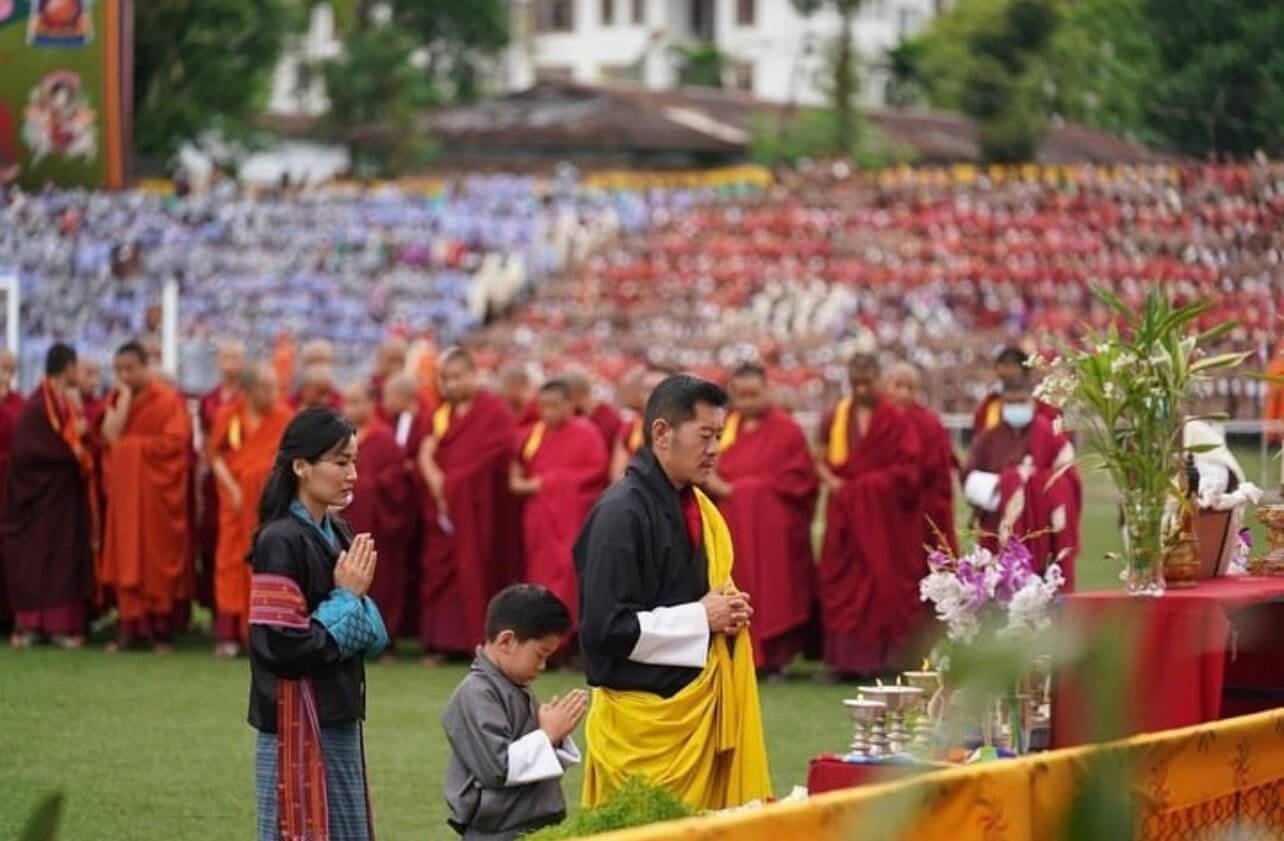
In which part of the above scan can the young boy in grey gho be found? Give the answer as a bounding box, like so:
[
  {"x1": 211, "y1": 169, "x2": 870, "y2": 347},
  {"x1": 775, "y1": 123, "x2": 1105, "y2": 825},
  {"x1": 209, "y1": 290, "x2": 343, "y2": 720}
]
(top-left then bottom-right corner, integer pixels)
[{"x1": 442, "y1": 584, "x2": 589, "y2": 840}]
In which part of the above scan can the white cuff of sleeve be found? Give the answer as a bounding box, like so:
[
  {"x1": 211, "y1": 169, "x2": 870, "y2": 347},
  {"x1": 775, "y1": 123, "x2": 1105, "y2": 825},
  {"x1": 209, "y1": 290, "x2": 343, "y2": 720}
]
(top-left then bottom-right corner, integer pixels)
[
  {"x1": 628, "y1": 602, "x2": 710, "y2": 668},
  {"x1": 965, "y1": 471, "x2": 1002, "y2": 513},
  {"x1": 505, "y1": 730, "x2": 565, "y2": 786},
  {"x1": 555, "y1": 735, "x2": 581, "y2": 768}
]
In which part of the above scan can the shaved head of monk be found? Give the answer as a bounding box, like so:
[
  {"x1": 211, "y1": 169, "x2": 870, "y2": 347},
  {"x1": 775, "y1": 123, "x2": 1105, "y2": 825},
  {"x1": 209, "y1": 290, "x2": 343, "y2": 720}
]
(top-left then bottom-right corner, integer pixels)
[
  {"x1": 382, "y1": 372, "x2": 419, "y2": 416},
  {"x1": 883, "y1": 362, "x2": 920, "y2": 409},
  {"x1": 243, "y1": 364, "x2": 280, "y2": 414},
  {"x1": 342, "y1": 381, "x2": 375, "y2": 428},
  {"x1": 537, "y1": 379, "x2": 574, "y2": 428},
  {"x1": 847, "y1": 353, "x2": 880, "y2": 408},
  {"x1": 729, "y1": 363, "x2": 770, "y2": 420},
  {"x1": 438, "y1": 347, "x2": 478, "y2": 405},
  {"x1": 114, "y1": 341, "x2": 151, "y2": 393},
  {"x1": 216, "y1": 341, "x2": 245, "y2": 385}
]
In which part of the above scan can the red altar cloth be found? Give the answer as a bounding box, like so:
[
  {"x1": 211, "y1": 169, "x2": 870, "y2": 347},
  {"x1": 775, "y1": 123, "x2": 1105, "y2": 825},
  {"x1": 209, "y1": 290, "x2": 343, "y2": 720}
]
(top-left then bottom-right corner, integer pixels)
[
  {"x1": 806, "y1": 757, "x2": 941, "y2": 795},
  {"x1": 1051, "y1": 577, "x2": 1284, "y2": 748}
]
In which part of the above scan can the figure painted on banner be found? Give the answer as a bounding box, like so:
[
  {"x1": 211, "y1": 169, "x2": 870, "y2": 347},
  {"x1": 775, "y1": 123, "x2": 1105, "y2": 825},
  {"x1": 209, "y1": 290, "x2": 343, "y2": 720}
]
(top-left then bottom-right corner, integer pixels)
[
  {"x1": 884, "y1": 362, "x2": 959, "y2": 555},
  {"x1": 703, "y1": 363, "x2": 818, "y2": 675},
  {"x1": 962, "y1": 374, "x2": 1082, "y2": 591},
  {"x1": 23, "y1": 72, "x2": 96, "y2": 163},
  {"x1": 27, "y1": 0, "x2": 92, "y2": 46},
  {"x1": 0, "y1": 98, "x2": 20, "y2": 186}
]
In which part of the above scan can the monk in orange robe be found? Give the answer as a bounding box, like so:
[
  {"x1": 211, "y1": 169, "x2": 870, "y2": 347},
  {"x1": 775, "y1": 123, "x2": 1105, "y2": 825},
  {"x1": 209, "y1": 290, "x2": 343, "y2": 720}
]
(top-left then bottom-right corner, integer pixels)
[
  {"x1": 885, "y1": 362, "x2": 959, "y2": 555},
  {"x1": 197, "y1": 341, "x2": 245, "y2": 613},
  {"x1": 509, "y1": 379, "x2": 608, "y2": 640},
  {"x1": 816, "y1": 353, "x2": 927, "y2": 678},
  {"x1": 207, "y1": 364, "x2": 294, "y2": 656},
  {"x1": 704, "y1": 363, "x2": 818, "y2": 673},
  {"x1": 417, "y1": 348, "x2": 520, "y2": 662},
  {"x1": 100, "y1": 341, "x2": 194, "y2": 652}
]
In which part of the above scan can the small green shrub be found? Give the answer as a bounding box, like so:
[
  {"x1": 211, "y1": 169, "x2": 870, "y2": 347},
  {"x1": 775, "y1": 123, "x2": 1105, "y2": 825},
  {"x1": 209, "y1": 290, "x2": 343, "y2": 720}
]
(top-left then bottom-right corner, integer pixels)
[{"x1": 524, "y1": 777, "x2": 693, "y2": 840}]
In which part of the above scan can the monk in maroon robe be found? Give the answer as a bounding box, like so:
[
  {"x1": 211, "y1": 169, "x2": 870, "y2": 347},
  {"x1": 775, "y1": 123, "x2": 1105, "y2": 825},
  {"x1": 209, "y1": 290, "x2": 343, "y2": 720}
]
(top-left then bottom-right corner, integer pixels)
[
  {"x1": 972, "y1": 346, "x2": 1060, "y2": 437},
  {"x1": 417, "y1": 348, "x2": 520, "y2": 662},
  {"x1": 509, "y1": 380, "x2": 608, "y2": 638},
  {"x1": 704, "y1": 364, "x2": 818, "y2": 673},
  {"x1": 499, "y1": 364, "x2": 540, "y2": 435},
  {"x1": 342, "y1": 380, "x2": 417, "y2": 643},
  {"x1": 0, "y1": 350, "x2": 21, "y2": 630},
  {"x1": 816, "y1": 354, "x2": 926, "y2": 677},
  {"x1": 2, "y1": 344, "x2": 94, "y2": 647},
  {"x1": 885, "y1": 362, "x2": 959, "y2": 555},
  {"x1": 372, "y1": 337, "x2": 409, "y2": 425},
  {"x1": 565, "y1": 366, "x2": 624, "y2": 455},
  {"x1": 963, "y1": 378, "x2": 1081, "y2": 591},
  {"x1": 197, "y1": 341, "x2": 245, "y2": 611},
  {"x1": 610, "y1": 367, "x2": 669, "y2": 482},
  {"x1": 290, "y1": 364, "x2": 342, "y2": 411}
]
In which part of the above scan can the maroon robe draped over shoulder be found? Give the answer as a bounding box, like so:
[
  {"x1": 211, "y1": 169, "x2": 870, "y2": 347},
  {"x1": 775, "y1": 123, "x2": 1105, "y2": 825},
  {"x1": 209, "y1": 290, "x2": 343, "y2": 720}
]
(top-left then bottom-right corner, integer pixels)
[
  {"x1": 963, "y1": 416, "x2": 1081, "y2": 591},
  {"x1": 907, "y1": 403, "x2": 959, "y2": 555},
  {"x1": 345, "y1": 420, "x2": 417, "y2": 638},
  {"x1": 517, "y1": 417, "x2": 608, "y2": 630},
  {"x1": 0, "y1": 391, "x2": 20, "y2": 624},
  {"x1": 586, "y1": 403, "x2": 624, "y2": 455},
  {"x1": 818, "y1": 398, "x2": 927, "y2": 675},
  {"x1": 419, "y1": 390, "x2": 520, "y2": 654},
  {"x1": 1, "y1": 385, "x2": 93, "y2": 627},
  {"x1": 715, "y1": 407, "x2": 818, "y2": 670}
]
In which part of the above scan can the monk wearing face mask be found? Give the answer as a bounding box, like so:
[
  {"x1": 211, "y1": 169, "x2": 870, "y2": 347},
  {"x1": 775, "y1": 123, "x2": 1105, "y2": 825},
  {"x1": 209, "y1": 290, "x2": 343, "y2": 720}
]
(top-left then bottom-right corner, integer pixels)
[{"x1": 962, "y1": 376, "x2": 1081, "y2": 590}]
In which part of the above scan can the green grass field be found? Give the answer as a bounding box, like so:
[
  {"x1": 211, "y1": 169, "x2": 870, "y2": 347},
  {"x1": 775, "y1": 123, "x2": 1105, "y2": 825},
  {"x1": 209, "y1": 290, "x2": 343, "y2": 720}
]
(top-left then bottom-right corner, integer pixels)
[{"x1": 1, "y1": 448, "x2": 1274, "y2": 839}]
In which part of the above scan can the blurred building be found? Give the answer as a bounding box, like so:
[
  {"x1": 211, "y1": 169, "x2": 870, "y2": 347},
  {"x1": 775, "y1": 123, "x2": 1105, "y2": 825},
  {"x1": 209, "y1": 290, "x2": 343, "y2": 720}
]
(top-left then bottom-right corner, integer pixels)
[{"x1": 502, "y1": 0, "x2": 947, "y2": 108}]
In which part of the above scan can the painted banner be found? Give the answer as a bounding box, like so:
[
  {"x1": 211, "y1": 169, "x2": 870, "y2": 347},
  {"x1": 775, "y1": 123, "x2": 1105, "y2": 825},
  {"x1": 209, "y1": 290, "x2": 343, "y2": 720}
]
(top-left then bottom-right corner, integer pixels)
[{"x1": 0, "y1": 0, "x2": 130, "y2": 189}]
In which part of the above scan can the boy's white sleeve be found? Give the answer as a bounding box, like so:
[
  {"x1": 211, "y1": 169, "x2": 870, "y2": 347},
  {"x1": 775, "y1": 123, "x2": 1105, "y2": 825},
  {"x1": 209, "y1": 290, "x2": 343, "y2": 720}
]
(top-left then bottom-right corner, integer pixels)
[
  {"x1": 505, "y1": 730, "x2": 566, "y2": 786},
  {"x1": 555, "y1": 735, "x2": 581, "y2": 768}
]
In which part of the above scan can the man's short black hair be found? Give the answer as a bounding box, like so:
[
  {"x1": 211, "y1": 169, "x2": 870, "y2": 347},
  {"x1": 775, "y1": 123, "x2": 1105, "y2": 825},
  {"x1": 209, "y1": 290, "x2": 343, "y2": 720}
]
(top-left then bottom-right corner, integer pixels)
[
  {"x1": 731, "y1": 362, "x2": 766, "y2": 381},
  {"x1": 46, "y1": 343, "x2": 77, "y2": 377},
  {"x1": 643, "y1": 374, "x2": 728, "y2": 447},
  {"x1": 485, "y1": 584, "x2": 572, "y2": 642},
  {"x1": 539, "y1": 378, "x2": 571, "y2": 399},
  {"x1": 115, "y1": 340, "x2": 147, "y2": 363},
  {"x1": 995, "y1": 346, "x2": 1028, "y2": 368}
]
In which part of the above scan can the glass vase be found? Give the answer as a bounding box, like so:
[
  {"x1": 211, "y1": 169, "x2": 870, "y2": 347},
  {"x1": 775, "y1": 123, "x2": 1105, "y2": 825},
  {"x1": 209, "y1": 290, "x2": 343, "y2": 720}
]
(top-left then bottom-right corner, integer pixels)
[{"x1": 1121, "y1": 487, "x2": 1167, "y2": 597}]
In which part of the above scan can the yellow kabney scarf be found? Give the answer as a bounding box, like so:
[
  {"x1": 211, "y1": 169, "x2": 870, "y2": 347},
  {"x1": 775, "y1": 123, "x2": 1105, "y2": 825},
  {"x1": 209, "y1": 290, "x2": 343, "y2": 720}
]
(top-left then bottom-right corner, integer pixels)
[
  {"x1": 826, "y1": 397, "x2": 853, "y2": 467},
  {"x1": 432, "y1": 403, "x2": 451, "y2": 438},
  {"x1": 718, "y1": 411, "x2": 740, "y2": 452},
  {"x1": 521, "y1": 421, "x2": 546, "y2": 462},
  {"x1": 581, "y1": 488, "x2": 773, "y2": 811}
]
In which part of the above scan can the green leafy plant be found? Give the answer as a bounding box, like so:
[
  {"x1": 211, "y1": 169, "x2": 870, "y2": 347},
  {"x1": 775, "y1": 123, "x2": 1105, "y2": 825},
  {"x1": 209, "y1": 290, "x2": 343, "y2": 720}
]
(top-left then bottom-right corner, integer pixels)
[
  {"x1": 1033, "y1": 287, "x2": 1249, "y2": 593},
  {"x1": 524, "y1": 777, "x2": 693, "y2": 839}
]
